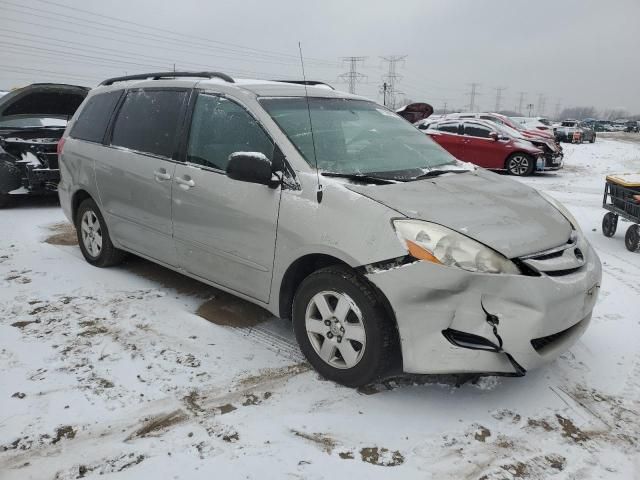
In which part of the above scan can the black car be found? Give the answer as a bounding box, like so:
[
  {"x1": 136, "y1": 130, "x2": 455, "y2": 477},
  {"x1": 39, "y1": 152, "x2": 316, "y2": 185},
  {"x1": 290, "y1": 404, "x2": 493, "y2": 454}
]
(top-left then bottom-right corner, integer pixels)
[
  {"x1": 554, "y1": 120, "x2": 596, "y2": 143},
  {"x1": 0, "y1": 83, "x2": 88, "y2": 207},
  {"x1": 625, "y1": 121, "x2": 639, "y2": 133}
]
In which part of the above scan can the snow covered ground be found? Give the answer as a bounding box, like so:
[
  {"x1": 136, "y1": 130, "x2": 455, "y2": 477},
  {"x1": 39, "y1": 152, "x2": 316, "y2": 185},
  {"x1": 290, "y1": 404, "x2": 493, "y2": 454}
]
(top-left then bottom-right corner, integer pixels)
[{"x1": 1, "y1": 136, "x2": 639, "y2": 479}]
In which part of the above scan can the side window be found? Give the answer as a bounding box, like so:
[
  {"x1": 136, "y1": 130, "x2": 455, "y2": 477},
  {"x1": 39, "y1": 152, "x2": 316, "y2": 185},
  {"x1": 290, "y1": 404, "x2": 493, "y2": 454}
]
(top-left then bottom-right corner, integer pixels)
[
  {"x1": 480, "y1": 115, "x2": 502, "y2": 125},
  {"x1": 111, "y1": 89, "x2": 187, "y2": 158},
  {"x1": 437, "y1": 122, "x2": 459, "y2": 134},
  {"x1": 70, "y1": 91, "x2": 122, "y2": 143},
  {"x1": 464, "y1": 123, "x2": 492, "y2": 138},
  {"x1": 187, "y1": 94, "x2": 273, "y2": 171}
]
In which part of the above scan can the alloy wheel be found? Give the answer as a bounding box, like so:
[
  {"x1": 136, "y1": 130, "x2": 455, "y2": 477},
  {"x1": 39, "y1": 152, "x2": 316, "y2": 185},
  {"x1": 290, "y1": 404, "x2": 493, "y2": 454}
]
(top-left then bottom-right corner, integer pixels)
[
  {"x1": 508, "y1": 155, "x2": 531, "y2": 176},
  {"x1": 81, "y1": 210, "x2": 103, "y2": 258},
  {"x1": 305, "y1": 290, "x2": 366, "y2": 369}
]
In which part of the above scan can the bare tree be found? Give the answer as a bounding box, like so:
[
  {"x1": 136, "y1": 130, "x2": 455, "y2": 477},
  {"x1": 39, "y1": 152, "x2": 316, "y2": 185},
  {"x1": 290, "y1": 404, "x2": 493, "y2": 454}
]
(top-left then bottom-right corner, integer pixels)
[{"x1": 558, "y1": 106, "x2": 598, "y2": 120}]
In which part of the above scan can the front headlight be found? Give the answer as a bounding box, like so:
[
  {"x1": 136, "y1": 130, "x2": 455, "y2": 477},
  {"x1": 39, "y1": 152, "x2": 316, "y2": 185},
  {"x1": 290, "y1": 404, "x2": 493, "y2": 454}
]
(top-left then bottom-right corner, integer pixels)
[
  {"x1": 537, "y1": 191, "x2": 582, "y2": 234},
  {"x1": 393, "y1": 220, "x2": 521, "y2": 274}
]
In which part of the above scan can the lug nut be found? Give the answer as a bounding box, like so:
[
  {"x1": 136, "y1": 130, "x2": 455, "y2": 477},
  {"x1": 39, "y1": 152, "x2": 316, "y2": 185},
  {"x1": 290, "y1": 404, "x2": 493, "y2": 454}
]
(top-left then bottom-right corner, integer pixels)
[
  {"x1": 327, "y1": 332, "x2": 333, "y2": 339},
  {"x1": 340, "y1": 327, "x2": 345, "y2": 333},
  {"x1": 337, "y1": 336, "x2": 342, "y2": 343},
  {"x1": 324, "y1": 320, "x2": 331, "y2": 326}
]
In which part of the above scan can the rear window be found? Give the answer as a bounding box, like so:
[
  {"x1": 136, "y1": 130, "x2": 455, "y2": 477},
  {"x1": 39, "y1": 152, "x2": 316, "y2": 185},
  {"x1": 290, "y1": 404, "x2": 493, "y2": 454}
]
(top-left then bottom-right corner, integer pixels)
[
  {"x1": 111, "y1": 89, "x2": 187, "y2": 158},
  {"x1": 70, "y1": 91, "x2": 122, "y2": 143}
]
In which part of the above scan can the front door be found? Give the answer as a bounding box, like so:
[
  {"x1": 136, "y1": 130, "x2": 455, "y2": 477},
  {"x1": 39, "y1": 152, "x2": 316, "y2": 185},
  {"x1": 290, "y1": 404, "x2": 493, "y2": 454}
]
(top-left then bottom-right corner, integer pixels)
[
  {"x1": 460, "y1": 122, "x2": 504, "y2": 169},
  {"x1": 172, "y1": 93, "x2": 281, "y2": 302},
  {"x1": 95, "y1": 88, "x2": 189, "y2": 265}
]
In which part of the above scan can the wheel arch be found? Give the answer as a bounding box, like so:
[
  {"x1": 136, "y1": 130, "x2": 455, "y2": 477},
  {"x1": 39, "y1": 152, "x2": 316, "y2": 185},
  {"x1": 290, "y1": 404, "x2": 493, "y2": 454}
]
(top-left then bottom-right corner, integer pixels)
[{"x1": 71, "y1": 189, "x2": 94, "y2": 223}]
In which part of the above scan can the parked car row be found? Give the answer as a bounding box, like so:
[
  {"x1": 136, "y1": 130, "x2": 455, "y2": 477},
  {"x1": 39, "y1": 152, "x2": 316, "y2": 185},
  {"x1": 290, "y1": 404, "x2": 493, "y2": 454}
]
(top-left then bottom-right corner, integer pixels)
[
  {"x1": 415, "y1": 112, "x2": 563, "y2": 176},
  {"x1": 554, "y1": 120, "x2": 596, "y2": 143}
]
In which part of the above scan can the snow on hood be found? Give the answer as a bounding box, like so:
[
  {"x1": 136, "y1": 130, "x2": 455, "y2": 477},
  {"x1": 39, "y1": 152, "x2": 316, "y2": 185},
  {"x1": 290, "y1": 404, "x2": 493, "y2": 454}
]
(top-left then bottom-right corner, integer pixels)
[{"x1": 346, "y1": 169, "x2": 571, "y2": 258}]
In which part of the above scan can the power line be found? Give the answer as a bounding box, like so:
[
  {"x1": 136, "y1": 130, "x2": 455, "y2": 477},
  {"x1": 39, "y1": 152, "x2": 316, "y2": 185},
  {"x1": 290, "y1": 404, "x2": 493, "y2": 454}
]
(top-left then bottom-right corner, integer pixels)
[
  {"x1": 494, "y1": 86, "x2": 507, "y2": 112},
  {"x1": 379, "y1": 55, "x2": 406, "y2": 109},
  {"x1": 338, "y1": 56, "x2": 367, "y2": 94}
]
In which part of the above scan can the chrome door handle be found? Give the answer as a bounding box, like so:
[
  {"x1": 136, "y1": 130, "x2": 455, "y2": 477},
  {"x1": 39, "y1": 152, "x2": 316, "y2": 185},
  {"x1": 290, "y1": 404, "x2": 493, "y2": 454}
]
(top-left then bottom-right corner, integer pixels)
[
  {"x1": 176, "y1": 176, "x2": 195, "y2": 189},
  {"x1": 154, "y1": 169, "x2": 171, "y2": 181}
]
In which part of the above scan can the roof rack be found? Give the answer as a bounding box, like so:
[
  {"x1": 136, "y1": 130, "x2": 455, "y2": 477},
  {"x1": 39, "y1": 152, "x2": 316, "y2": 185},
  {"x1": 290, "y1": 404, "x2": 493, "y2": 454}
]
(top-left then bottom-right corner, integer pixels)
[
  {"x1": 99, "y1": 71, "x2": 234, "y2": 86},
  {"x1": 272, "y1": 80, "x2": 335, "y2": 90}
]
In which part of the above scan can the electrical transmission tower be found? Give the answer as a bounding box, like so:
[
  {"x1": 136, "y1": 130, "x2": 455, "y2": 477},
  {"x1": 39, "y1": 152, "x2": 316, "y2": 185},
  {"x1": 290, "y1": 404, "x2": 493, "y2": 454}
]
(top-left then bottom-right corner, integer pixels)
[
  {"x1": 494, "y1": 86, "x2": 507, "y2": 112},
  {"x1": 467, "y1": 83, "x2": 481, "y2": 112},
  {"x1": 537, "y1": 93, "x2": 547, "y2": 116},
  {"x1": 517, "y1": 91, "x2": 526, "y2": 115},
  {"x1": 379, "y1": 55, "x2": 406, "y2": 109},
  {"x1": 338, "y1": 56, "x2": 367, "y2": 94}
]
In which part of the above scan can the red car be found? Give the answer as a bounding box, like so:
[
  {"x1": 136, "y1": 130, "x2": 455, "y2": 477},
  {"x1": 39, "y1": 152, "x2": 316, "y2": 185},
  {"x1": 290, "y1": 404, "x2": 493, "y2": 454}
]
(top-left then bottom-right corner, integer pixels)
[
  {"x1": 424, "y1": 119, "x2": 545, "y2": 176},
  {"x1": 445, "y1": 112, "x2": 557, "y2": 142}
]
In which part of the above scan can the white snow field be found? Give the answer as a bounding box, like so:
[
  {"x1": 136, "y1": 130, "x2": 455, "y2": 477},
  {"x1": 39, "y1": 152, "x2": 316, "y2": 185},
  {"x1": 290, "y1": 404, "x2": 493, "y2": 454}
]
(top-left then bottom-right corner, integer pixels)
[{"x1": 1, "y1": 135, "x2": 639, "y2": 479}]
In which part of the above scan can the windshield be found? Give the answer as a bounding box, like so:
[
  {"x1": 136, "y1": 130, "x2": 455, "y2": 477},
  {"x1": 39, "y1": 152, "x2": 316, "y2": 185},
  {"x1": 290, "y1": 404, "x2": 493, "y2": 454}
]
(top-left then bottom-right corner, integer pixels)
[{"x1": 259, "y1": 98, "x2": 461, "y2": 179}]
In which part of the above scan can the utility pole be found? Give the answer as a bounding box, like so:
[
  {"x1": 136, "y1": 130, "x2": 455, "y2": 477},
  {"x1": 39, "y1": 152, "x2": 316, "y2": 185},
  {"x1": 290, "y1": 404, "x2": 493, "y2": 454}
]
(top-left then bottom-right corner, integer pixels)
[
  {"x1": 527, "y1": 103, "x2": 534, "y2": 117},
  {"x1": 517, "y1": 91, "x2": 526, "y2": 115},
  {"x1": 379, "y1": 55, "x2": 406, "y2": 109},
  {"x1": 381, "y1": 82, "x2": 388, "y2": 106},
  {"x1": 442, "y1": 101, "x2": 448, "y2": 115},
  {"x1": 338, "y1": 56, "x2": 367, "y2": 94},
  {"x1": 554, "y1": 99, "x2": 562, "y2": 120},
  {"x1": 494, "y1": 86, "x2": 507, "y2": 112},
  {"x1": 467, "y1": 82, "x2": 480, "y2": 112}
]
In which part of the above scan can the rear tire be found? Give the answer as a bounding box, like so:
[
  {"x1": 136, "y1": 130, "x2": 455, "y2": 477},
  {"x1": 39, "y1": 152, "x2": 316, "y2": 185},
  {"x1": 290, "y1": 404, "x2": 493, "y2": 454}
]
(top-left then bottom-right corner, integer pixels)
[
  {"x1": 75, "y1": 198, "x2": 125, "y2": 267},
  {"x1": 506, "y1": 153, "x2": 535, "y2": 176},
  {"x1": 0, "y1": 194, "x2": 10, "y2": 209},
  {"x1": 625, "y1": 225, "x2": 640, "y2": 252},
  {"x1": 292, "y1": 265, "x2": 398, "y2": 387},
  {"x1": 602, "y1": 212, "x2": 618, "y2": 237}
]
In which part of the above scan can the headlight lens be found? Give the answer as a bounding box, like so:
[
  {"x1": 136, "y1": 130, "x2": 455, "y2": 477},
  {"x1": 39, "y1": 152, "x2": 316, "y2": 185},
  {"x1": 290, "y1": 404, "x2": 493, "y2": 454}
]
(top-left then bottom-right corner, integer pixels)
[
  {"x1": 538, "y1": 191, "x2": 582, "y2": 233},
  {"x1": 393, "y1": 220, "x2": 520, "y2": 274}
]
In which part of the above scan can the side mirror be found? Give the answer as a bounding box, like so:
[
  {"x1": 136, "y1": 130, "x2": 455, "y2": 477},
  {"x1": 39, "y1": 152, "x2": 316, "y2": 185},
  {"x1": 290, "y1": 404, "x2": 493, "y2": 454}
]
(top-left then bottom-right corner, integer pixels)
[
  {"x1": 489, "y1": 131, "x2": 499, "y2": 141},
  {"x1": 227, "y1": 152, "x2": 279, "y2": 188}
]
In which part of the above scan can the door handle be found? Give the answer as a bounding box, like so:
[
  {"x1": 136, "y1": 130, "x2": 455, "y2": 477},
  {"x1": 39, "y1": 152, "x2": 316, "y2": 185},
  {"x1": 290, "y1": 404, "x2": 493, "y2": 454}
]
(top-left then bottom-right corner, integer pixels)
[
  {"x1": 175, "y1": 176, "x2": 195, "y2": 189},
  {"x1": 154, "y1": 169, "x2": 171, "y2": 181}
]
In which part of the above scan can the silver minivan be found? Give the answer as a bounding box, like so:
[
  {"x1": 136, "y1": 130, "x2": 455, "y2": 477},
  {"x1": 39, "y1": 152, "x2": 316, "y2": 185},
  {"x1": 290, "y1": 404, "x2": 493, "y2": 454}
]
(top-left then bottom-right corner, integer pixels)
[{"x1": 58, "y1": 72, "x2": 602, "y2": 387}]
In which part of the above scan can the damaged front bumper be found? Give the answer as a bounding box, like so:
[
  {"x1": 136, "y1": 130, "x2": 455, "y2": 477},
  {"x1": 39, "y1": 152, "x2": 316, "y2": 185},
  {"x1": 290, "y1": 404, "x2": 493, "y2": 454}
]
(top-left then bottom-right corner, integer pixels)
[{"x1": 365, "y1": 243, "x2": 601, "y2": 376}]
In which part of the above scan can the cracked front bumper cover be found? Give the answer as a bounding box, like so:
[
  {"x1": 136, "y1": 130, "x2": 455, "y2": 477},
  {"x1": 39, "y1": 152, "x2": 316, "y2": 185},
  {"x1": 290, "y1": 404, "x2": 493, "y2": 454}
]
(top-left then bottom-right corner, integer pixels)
[{"x1": 365, "y1": 244, "x2": 601, "y2": 375}]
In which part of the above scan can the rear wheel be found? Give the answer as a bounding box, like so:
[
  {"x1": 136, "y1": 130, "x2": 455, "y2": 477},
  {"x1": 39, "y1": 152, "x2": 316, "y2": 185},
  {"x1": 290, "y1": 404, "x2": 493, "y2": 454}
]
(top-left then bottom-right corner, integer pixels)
[
  {"x1": 292, "y1": 265, "x2": 397, "y2": 387},
  {"x1": 0, "y1": 194, "x2": 10, "y2": 209},
  {"x1": 506, "y1": 153, "x2": 534, "y2": 176},
  {"x1": 75, "y1": 198, "x2": 125, "y2": 267},
  {"x1": 625, "y1": 225, "x2": 640, "y2": 252},
  {"x1": 602, "y1": 212, "x2": 618, "y2": 237}
]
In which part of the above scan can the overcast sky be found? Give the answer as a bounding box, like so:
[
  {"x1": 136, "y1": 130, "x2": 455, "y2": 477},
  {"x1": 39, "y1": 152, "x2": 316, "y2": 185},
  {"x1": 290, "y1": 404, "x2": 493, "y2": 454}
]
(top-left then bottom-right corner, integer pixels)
[{"x1": 1, "y1": 0, "x2": 639, "y2": 115}]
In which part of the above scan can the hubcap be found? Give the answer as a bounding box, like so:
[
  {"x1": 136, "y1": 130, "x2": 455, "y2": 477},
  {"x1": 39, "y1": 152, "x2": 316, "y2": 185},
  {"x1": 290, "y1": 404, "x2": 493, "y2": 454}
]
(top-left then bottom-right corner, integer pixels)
[
  {"x1": 81, "y1": 210, "x2": 103, "y2": 258},
  {"x1": 509, "y1": 155, "x2": 529, "y2": 175},
  {"x1": 305, "y1": 291, "x2": 366, "y2": 369}
]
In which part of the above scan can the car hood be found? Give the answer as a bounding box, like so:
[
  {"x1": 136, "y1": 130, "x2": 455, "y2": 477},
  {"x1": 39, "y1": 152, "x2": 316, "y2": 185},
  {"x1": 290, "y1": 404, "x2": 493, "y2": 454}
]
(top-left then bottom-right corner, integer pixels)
[
  {"x1": 0, "y1": 83, "x2": 88, "y2": 120},
  {"x1": 346, "y1": 169, "x2": 572, "y2": 258}
]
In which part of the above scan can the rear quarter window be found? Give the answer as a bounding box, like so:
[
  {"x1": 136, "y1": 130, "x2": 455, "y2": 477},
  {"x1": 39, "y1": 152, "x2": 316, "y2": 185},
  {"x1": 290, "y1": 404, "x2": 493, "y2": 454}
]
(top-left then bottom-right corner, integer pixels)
[
  {"x1": 111, "y1": 89, "x2": 188, "y2": 158},
  {"x1": 71, "y1": 91, "x2": 123, "y2": 143}
]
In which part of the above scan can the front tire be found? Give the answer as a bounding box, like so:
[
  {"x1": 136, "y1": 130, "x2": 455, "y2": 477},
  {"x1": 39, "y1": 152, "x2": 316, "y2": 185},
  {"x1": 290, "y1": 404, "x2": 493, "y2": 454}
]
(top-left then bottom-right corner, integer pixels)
[
  {"x1": 506, "y1": 153, "x2": 535, "y2": 176},
  {"x1": 602, "y1": 212, "x2": 618, "y2": 237},
  {"x1": 75, "y1": 198, "x2": 125, "y2": 267},
  {"x1": 625, "y1": 225, "x2": 640, "y2": 252},
  {"x1": 292, "y1": 266, "x2": 397, "y2": 387},
  {"x1": 0, "y1": 194, "x2": 10, "y2": 209}
]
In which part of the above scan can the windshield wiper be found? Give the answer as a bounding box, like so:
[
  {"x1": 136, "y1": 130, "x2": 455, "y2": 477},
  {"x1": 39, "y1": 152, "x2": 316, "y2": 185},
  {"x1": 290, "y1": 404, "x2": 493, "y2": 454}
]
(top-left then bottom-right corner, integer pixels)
[
  {"x1": 411, "y1": 169, "x2": 471, "y2": 181},
  {"x1": 321, "y1": 172, "x2": 395, "y2": 184}
]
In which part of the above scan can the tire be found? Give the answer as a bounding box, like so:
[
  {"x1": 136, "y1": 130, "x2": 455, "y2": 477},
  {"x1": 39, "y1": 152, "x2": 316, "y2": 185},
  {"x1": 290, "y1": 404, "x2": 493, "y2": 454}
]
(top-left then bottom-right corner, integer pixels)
[
  {"x1": 602, "y1": 212, "x2": 618, "y2": 237},
  {"x1": 625, "y1": 225, "x2": 640, "y2": 252},
  {"x1": 590, "y1": 135, "x2": 596, "y2": 143},
  {"x1": 292, "y1": 265, "x2": 398, "y2": 387},
  {"x1": 75, "y1": 198, "x2": 125, "y2": 267},
  {"x1": 0, "y1": 194, "x2": 10, "y2": 209},
  {"x1": 506, "y1": 153, "x2": 535, "y2": 176}
]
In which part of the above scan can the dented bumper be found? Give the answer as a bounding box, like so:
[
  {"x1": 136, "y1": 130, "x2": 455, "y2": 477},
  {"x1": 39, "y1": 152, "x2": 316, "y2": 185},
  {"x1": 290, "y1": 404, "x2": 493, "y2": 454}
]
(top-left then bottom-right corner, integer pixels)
[{"x1": 366, "y1": 244, "x2": 601, "y2": 375}]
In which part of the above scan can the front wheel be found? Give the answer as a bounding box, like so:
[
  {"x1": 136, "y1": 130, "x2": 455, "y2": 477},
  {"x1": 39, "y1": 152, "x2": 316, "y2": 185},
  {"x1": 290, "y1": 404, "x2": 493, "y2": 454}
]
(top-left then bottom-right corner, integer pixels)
[
  {"x1": 625, "y1": 225, "x2": 640, "y2": 252},
  {"x1": 506, "y1": 153, "x2": 535, "y2": 176},
  {"x1": 75, "y1": 198, "x2": 125, "y2": 267},
  {"x1": 292, "y1": 266, "x2": 398, "y2": 387},
  {"x1": 602, "y1": 212, "x2": 618, "y2": 237}
]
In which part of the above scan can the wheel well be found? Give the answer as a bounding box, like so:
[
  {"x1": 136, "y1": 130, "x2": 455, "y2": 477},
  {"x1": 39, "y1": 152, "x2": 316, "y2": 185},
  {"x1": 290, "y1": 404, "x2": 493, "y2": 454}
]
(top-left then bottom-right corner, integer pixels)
[
  {"x1": 278, "y1": 254, "x2": 350, "y2": 320},
  {"x1": 71, "y1": 189, "x2": 92, "y2": 223}
]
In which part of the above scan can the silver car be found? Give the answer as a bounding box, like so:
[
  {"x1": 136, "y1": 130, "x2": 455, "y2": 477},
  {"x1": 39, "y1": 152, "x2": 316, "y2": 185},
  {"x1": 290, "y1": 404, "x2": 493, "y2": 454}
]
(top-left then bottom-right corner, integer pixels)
[{"x1": 58, "y1": 72, "x2": 602, "y2": 387}]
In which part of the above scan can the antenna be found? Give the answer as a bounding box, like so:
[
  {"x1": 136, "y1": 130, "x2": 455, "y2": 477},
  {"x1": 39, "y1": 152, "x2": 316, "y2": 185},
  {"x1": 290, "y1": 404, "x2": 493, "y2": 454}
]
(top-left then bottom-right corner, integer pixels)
[{"x1": 298, "y1": 42, "x2": 322, "y2": 203}]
